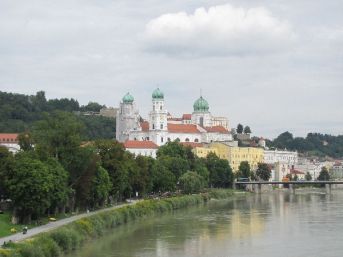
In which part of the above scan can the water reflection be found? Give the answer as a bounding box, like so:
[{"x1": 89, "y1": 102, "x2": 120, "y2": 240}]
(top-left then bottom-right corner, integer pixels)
[{"x1": 68, "y1": 190, "x2": 343, "y2": 257}]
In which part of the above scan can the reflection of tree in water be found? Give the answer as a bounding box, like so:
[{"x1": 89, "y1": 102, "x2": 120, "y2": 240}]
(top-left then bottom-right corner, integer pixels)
[{"x1": 68, "y1": 191, "x2": 343, "y2": 257}]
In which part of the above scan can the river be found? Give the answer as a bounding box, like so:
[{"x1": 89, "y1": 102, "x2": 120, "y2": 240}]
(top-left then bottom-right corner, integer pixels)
[{"x1": 68, "y1": 189, "x2": 343, "y2": 257}]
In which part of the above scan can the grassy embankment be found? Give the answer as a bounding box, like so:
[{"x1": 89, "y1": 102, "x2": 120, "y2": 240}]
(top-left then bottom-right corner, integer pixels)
[
  {"x1": 0, "y1": 189, "x2": 237, "y2": 257},
  {"x1": 0, "y1": 212, "x2": 73, "y2": 238}
]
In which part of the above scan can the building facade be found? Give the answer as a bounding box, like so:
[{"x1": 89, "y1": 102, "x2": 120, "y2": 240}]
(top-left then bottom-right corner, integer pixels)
[
  {"x1": 264, "y1": 149, "x2": 298, "y2": 165},
  {"x1": 116, "y1": 88, "x2": 232, "y2": 147},
  {"x1": 0, "y1": 133, "x2": 20, "y2": 153}
]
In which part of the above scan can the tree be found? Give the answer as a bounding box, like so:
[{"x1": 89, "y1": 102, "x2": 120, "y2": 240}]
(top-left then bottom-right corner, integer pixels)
[
  {"x1": 236, "y1": 124, "x2": 243, "y2": 134},
  {"x1": 206, "y1": 153, "x2": 233, "y2": 188},
  {"x1": 45, "y1": 158, "x2": 69, "y2": 214},
  {"x1": 90, "y1": 166, "x2": 112, "y2": 208},
  {"x1": 193, "y1": 158, "x2": 209, "y2": 186},
  {"x1": 179, "y1": 171, "x2": 204, "y2": 194},
  {"x1": 305, "y1": 172, "x2": 312, "y2": 181},
  {"x1": 256, "y1": 163, "x2": 271, "y2": 181},
  {"x1": 0, "y1": 146, "x2": 14, "y2": 199},
  {"x1": 18, "y1": 132, "x2": 34, "y2": 151},
  {"x1": 32, "y1": 111, "x2": 83, "y2": 160},
  {"x1": 6, "y1": 154, "x2": 54, "y2": 223},
  {"x1": 151, "y1": 160, "x2": 176, "y2": 192},
  {"x1": 238, "y1": 161, "x2": 251, "y2": 179},
  {"x1": 244, "y1": 126, "x2": 251, "y2": 134},
  {"x1": 318, "y1": 167, "x2": 330, "y2": 181},
  {"x1": 80, "y1": 102, "x2": 105, "y2": 112},
  {"x1": 158, "y1": 156, "x2": 189, "y2": 181},
  {"x1": 94, "y1": 140, "x2": 132, "y2": 200},
  {"x1": 134, "y1": 155, "x2": 154, "y2": 196}
]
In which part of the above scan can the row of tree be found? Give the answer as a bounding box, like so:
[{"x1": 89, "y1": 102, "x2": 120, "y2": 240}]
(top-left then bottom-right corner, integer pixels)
[
  {"x1": 0, "y1": 111, "x2": 236, "y2": 224},
  {"x1": 0, "y1": 91, "x2": 115, "y2": 140},
  {"x1": 269, "y1": 131, "x2": 343, "y2": 158},
  {"x1": 236, "y1": 124, "x2": 252, "y2": 134}
]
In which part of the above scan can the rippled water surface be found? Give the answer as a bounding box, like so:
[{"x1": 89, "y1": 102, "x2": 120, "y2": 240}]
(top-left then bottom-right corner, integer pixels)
[{"x1": 68, "y1": 190, "x2": 343, "y2": 257}]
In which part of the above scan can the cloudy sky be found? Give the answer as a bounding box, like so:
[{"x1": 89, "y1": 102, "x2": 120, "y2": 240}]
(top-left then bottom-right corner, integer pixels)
[{"x1": 1, "y1": 0, "x2": 342, "y2": 138}]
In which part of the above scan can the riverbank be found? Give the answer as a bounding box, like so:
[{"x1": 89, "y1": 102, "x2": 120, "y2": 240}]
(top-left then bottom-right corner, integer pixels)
[{"x1": 0, "y1": 189, "x2": 238, "y2": 257}]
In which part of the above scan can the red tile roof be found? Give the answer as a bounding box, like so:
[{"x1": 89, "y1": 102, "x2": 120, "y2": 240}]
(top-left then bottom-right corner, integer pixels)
[
  {"x1": 124, "y1": 140, "x2": 158, "y2": 149},
  {"x1": 180, "y1": 142, "x2": 204, "y2": 148},
  {"x1": 204, "y1": 126, "x2": 229, "y2": 134},
  {"x1": 182, "y1": 114, "x2": 192, "y2": 120},
  {"x1": 140, "y1": 121, "x2": 149, "y2": 132},
  {"x1": 167, "y1": 124, "x2": 200, "y2": 134},
  {"x1": 167, "y1": 117, "x2": 182, "y2": 121},
  {"x1": 0, "y1": 133, "x2": 19, "y2": 143},
  {"x1": 290, "y1": 169, "x2": 305, "y2": 175}
]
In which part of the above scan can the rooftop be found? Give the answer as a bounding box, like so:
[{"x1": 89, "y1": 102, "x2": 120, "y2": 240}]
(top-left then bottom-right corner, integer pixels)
[{"x1": 124, "y1": 140, "x2": 158, "y2": 149}]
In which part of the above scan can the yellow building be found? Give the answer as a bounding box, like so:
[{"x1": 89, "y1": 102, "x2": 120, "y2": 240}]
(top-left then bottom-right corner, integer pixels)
[
  {"x1": 192, "y1": 147, "x2": 218, "y2": 158},
  {"x1": 209, "y1": 143, "x2": 264, "y2": 172},
  {"x1": 193, "y1": 142, "x2": 264, "y2": 172}
]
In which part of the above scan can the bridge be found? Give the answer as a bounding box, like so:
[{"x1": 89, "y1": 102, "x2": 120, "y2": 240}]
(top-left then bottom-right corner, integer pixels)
[{"x1": 233, "y1": 181, "x2": 343, "y2": 194}]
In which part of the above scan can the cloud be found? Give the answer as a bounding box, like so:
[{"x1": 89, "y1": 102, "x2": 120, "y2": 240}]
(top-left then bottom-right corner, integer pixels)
[{"x1": 145, "y1": 4, "x2": 295, "y2": 56}]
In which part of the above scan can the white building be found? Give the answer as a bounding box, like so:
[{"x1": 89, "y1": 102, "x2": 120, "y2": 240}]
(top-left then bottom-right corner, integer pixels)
[
  {"x1": 0, "y1": 133, "x2": 20, "y2": 153},
  {"x1": 116, "y1": 88, "x2": 232, "y2": 147},
  {"x1": 123, "y1": 140, "x2": 158, "y2": 158},
  {"x1": 264, "y1": 149, "x2": 298, "y2": 165},
  {"x1": 331, "y1": 162, "x2": 343, "y2": 179}
]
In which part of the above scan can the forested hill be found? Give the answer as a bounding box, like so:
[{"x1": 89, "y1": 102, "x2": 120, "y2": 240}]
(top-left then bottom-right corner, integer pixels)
[
  {"x1": 267, "y1": 131, "x2": 343, "y2": 159},
  {"x1": 0, "y1": 91, "x2": 115, "y2": 140}
]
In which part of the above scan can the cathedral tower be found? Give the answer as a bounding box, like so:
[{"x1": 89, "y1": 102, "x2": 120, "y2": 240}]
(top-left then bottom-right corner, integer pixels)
[{"x1": 116, "y1": 92, "x2": 140, "y2": 142}]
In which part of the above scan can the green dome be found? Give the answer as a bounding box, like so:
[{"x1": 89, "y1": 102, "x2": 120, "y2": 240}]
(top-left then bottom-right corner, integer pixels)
[
  {"x1": 152, "y1": 88, "x2": 164, "y2": 100},
  {"x1": 122, "y1": 92, "x2": 134, "y2": 103},
  {"x1": 193, "y1": 96, "x2": 209, "y2": 112}
]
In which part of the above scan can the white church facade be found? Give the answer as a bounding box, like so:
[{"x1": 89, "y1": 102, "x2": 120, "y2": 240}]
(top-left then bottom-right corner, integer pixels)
[{"x1": 116, "y1": 88, "x2": 232, "y2": 148}]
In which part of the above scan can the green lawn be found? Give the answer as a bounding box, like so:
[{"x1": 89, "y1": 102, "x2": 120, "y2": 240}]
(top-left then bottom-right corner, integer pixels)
[
  {"x1": 0, "y1": 211, "x2": 75, "y2": 238},
  {"x1": 0, "y1": 211, "x2": 24, "y2": 237}
]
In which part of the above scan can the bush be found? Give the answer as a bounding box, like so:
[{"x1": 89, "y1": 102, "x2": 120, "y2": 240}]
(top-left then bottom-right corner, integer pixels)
[{"x1": 5, "y1": 190, "x2": 235, "y2": 257}]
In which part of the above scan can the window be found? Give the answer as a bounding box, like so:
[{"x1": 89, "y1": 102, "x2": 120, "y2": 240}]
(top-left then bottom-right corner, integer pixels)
[
  {"x1": 168, "y1": 138, "x2": 171, "y2": 142},
  {"x1": 194, "y1": 138, "x2": 199, "y2": 142},
  {"x1": 160, "y1": 124, "x2": 163, "y2": 129},
  {"x1": 146, "y1": 137, "x2": 149, "y2": 140},
  {"x1": 152, "y1": 124, "x2": 155, "y2": 129},
  {"x1": 161, "y1": 137, "x2": 164, "y2": 143},
  {"x1": 185, "y1": 138, "x2": 190, "y2": 142},
  {"x1": 160, "y1": 105, "x2": 162, "y2": 110}
]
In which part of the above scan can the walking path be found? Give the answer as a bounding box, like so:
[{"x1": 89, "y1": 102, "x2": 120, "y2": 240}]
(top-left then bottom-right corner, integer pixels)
[{"x1": 0, "y1": 201, "x2": 138, "y2": 247}]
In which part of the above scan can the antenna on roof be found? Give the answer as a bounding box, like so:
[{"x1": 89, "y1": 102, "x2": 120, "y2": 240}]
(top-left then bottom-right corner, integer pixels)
[{"x1": 200, "y1": 88, "x2": 202, "y2": 97}]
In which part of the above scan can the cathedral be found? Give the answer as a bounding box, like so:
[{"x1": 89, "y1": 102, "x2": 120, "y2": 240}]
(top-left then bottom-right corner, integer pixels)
[{"x1": 116, "y1": 88, "x2": 232, "y2": 147}]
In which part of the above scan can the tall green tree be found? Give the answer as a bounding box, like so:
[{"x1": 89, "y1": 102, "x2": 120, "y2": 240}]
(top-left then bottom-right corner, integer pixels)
[
  {"x1": 318, "y1": 167, "x2": 330, "y2": 181},
  {"x1": 90, "y1": 166, "x2": 112, "y2": 208},
  {"x1": 45, "y1": 158, "x2": 69, "y2": 214},
  {"x1": 256, "y1": 163, "x2": 271, "y2": 181},
  {"x1": 0, "y1": 146, "x2": 14, "y2": 199},
  {"x1": 244, "y1": 126, "x2": 251, "y2": 134},
  {"x1": 206, "y1": 153, "x2": 233, "y2": 188},
  {"x1": 33, "y1": 111, "x2": 83, "y2": 160},
  {"x1": 305, "y1": 172, "x2": 312, "y2": 181},
  {"x1": 151, "y1": 160, "x2": 176, "y2": 192},
  {"x1": 6, "y1": 154, "x2": 54, "y2": 223},
  {"x1": 179, "y1": 171, "x2": 204, "y2": 194},
  {"x1": 238, "y1": 161, "x2": 251, "y2": 179},
  {"x1": 236, "y1": 124, "x2": 243, "y2": 134}
]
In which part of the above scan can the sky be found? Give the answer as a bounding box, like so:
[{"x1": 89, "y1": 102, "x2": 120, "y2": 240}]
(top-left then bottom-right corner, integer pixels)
[{"x1": 0, "y1": 0, "x2": 342, "y2": 139}]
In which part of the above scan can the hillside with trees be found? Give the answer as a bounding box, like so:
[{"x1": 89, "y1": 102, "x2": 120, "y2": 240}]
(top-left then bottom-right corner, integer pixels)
[
  {"x1": 268, "y1": 131, "x2": 343, "y2": 158},
  {"x1": 0, "y1": 91, "x2": 115, "y2": 140}
]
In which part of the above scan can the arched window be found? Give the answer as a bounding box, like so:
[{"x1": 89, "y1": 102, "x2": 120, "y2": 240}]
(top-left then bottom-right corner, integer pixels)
[
  {"x1": 194, "y1": 138, "x2": 199, "y2": 142},
  {"x1": 185, "y1": 138, "x2": 190, "y2": 142},
  {"x1": 167, "y1": 138, "x2": 171, "y2": 142}
]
